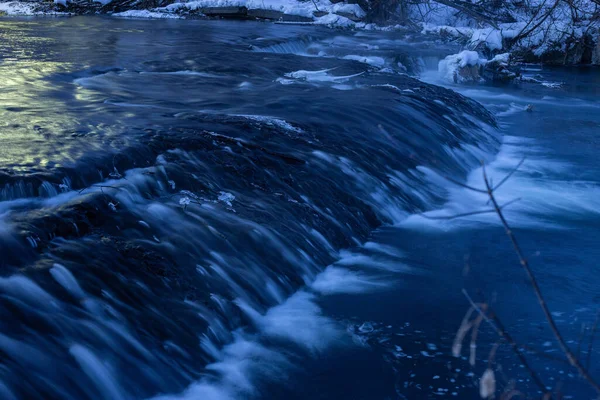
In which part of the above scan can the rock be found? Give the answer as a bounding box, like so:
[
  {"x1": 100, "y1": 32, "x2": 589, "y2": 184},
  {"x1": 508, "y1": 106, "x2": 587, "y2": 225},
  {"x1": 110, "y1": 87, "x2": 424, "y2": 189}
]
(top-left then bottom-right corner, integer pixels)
[
  {"x1": 313, "y1": 10, "x2": 328, "y2": 17},
  {"x1": 279, "y1": 12, "x2": 314, "y2": 22},
  {"x1": 334, "y1": 11, "x2": 362, "y2": 22},
  {"x1": 592, "y1": 35, "x2": 600, "y2": 65},
  {"x1": 456, "y1": 65, "x2": 481, "y2": 83},
  {"x1": 247, "y1": 9, "x2": 284, "y2": 20},
  {"x1": 482, "y1": 53, "x2": 518, "y2": 83},
  {"x1": 248, "y1": 9, "x2": 313, "y2": 22},
  {"x1": 200, "y1": 6, "x2": 248, "y2": 17},
  {"x1": 565, "y1": 39, "x2": 586, "y2": 65}
]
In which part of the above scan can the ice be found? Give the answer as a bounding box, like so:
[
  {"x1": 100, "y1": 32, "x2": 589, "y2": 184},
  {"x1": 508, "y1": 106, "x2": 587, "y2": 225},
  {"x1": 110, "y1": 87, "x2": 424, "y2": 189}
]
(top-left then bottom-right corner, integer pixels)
[{"x1": 284, "y1": 68, "x2": 364, "y2": 83}]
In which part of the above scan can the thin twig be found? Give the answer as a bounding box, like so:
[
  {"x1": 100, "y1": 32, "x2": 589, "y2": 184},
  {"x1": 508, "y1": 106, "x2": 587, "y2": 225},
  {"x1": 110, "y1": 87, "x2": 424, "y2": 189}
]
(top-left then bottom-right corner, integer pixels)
[
  {"x1": 442, "y1": 175, "x2": 488, "y2": 193},
  {"x1": 78, "y1": 185, "x2": 121, "y2": 194},
  {"x1": 493, "y1": 157, "x2": 526, "y2": 192},
  {"x1": 420, "y1": 198, "x2": 521, "y2": 221}
]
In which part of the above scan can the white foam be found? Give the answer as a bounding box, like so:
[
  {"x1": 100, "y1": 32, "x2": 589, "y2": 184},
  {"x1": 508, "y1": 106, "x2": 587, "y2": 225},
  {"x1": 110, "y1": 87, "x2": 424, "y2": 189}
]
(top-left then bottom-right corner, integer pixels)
[
  {"x1": 402, "y1": 135, "x2": 600, "y2": 230},
  {"x1": 363, "y1": 241, "x2": 405, "y2": 258},
  {"x1": 50, "y1": 263, "x2": 86, "y2": 299},
  {"x1": 336, "y1": 250, "x2": 410, "y2": 272},
  {"x1": 69, "y1": 344, "x2": 125, "y2": 399},
  {"x1": 153, "y1": 334, "x2": 287, "y2": 400},
  {"x1": 237, "y1": 291, "x2": 342, "y2": 353},
  {"x1": 156, "y1": 291, "x2": 341, "y2": 399},
  {"x1": 343, "y1": 55, "x2": 385, "y2": 67},
  {"x1": 234, "y1": 115, "x2": 303, "y2": 134},
  {"x1": 311, "y1": 266, "x2": 387, "y2": 295}
]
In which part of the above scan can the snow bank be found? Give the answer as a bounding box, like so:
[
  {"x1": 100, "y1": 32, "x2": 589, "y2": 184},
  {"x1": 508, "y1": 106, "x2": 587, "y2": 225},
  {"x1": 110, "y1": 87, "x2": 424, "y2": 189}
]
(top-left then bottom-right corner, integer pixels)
[
  {"x1": 0, "y1": 1, "x2": 37, "y2": 14},
  {"x1": 157, "y1": 0, "x2": 364, "y2": 21},
  {"x1": 113, "y1": 9, "x2": 182, "y2": 18},
  {"x1": 416, "y1": 1, "x2": 599, "y2": 63}
]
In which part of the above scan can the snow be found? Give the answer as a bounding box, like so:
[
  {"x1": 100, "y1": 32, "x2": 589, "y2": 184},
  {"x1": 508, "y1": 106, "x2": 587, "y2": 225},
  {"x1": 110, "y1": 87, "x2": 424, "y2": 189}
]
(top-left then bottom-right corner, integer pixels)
[
  {"x1": 156, "y1": 0, "x2": 365, "y2": 22},
  {"x1": 113, "y1": 9, "x2": 182, "y2": 18},
  {"x1": 331, "y1": 3, "x2": 364, "y2": 18},
  {"x1": 416, "y1": 1, "x2": 599, "y2": 60},
  {"x1": 0, "y1": 1, "x2": 36, "y2": 14},
  {"x1": 469, "y1": 27, "x2": 503, "y2": 51},
  {"x1": 489, "y1": 53, "x2": 510, "y2": 64},
  {"x1": 1, "y1": 0, "x2": 366, "y2": 26}
]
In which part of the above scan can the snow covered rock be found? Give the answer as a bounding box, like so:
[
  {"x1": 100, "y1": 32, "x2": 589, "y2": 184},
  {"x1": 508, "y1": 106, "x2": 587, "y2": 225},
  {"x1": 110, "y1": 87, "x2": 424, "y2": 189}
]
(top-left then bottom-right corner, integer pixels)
[
  {"x1": 482, "y1": 53, "x2": 517, "y2": 83},
  {"x1": 438, "y1": 50, "x2": 485, "y2": 84}
]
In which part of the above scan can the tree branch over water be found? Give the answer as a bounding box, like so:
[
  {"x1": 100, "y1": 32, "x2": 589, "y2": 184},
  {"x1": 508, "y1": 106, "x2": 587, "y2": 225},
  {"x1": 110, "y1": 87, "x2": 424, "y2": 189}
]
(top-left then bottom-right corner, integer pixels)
[{"x1": 431, "y1": 159, "x2": 600, "y2": 398}]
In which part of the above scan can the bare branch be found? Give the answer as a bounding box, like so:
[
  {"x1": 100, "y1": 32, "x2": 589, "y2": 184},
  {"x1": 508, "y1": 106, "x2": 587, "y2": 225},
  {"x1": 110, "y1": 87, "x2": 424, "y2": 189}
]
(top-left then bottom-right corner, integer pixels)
[
  {"x1": 587, "y1": 310, "x2": 600, "y2": 370},
  {"x1": 420, "y1": 198, "x2": 521, "y2": 221},
  {"x1": 480, "y1": 160, "x2": 600, "y2": 394},
  {"x1": 442, "y1": 175, "x2": 488, "y2": 193}
]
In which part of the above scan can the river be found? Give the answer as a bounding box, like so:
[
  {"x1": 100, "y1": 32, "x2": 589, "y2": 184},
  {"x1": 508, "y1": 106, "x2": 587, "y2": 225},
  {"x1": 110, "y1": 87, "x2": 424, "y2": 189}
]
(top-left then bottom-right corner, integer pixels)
[{"x1": 0, "y1": 16, "x2": 599, "y2": 400}]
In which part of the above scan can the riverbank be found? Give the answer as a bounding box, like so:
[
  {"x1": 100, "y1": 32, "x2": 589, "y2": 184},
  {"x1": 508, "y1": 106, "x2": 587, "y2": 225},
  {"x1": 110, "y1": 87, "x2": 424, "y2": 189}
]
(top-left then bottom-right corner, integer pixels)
[
  {"x1": 3, "y1": 0, "x2": 600, "y2": 68},
  {"x1": 2, "y1": 0, "x2": 600, "y2": 68}
]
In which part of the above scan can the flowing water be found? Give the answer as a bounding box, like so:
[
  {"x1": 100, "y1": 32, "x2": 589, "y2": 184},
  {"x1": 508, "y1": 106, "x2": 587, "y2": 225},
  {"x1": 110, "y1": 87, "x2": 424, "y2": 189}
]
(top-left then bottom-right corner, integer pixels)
[{"x1": 0, "y1": 16, "x2": 599, "y2": 400}]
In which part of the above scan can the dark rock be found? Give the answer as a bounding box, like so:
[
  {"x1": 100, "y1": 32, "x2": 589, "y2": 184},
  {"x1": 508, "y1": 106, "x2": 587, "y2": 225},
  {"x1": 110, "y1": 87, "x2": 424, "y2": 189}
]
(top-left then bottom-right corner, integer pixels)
[
  {"x1": 200, "y1": 6, "x2": 248, "y2": 17},
  {"x1": 593, "y1": 36, "x2": 600, "y2": 65},
  {"x1": 454, "y1": 65, "x2": 481, "y2": 83},
  {"x1": 483, "y1": 54, "x2": 518, "y2": 83},
  {"x1": 247, "y1": 8, "x2": 285, "y2": 19},
  {"x1": 334, "y1": 11, "x2": 362, "y2": 22},
  {"x1": 247, "y1": 9, "x2": 313, "y2": 22}
]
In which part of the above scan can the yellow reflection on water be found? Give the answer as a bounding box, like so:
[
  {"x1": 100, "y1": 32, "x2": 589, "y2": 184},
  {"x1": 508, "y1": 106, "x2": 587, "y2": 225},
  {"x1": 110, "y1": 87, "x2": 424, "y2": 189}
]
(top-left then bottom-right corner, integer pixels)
[{"x1": 0, "y1": 59, "x2": 80, "y2": 171}]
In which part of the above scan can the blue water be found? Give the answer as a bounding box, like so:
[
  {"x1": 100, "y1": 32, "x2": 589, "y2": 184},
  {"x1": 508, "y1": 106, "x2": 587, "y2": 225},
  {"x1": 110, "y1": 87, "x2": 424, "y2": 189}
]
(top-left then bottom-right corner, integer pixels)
[{"x1": 0, "y1": 16, "x2": 599, "y2": 400}]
